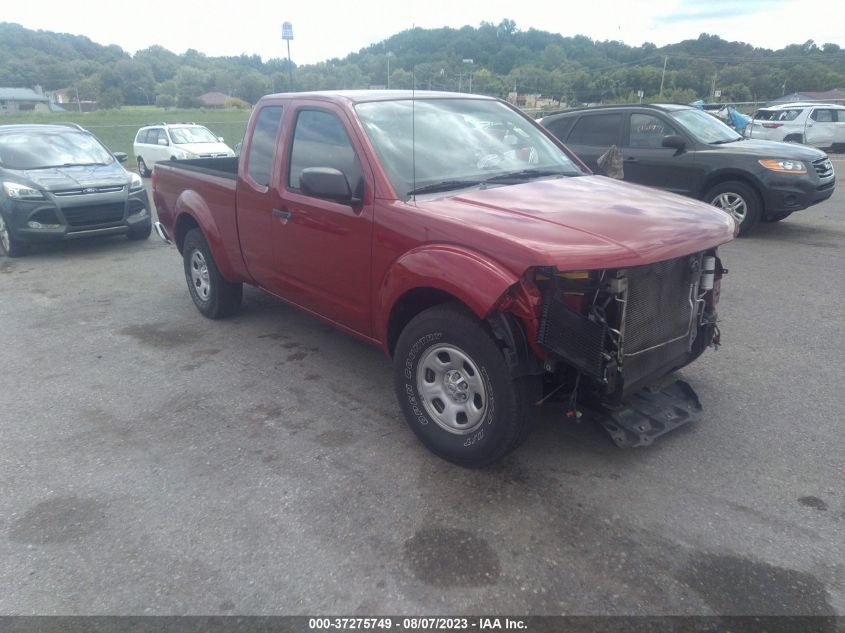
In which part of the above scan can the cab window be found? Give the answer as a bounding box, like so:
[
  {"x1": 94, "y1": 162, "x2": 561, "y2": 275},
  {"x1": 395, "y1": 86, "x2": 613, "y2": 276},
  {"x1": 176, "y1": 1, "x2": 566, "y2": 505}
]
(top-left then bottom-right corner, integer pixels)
[
  {"x1": 246, "y1": 106, "x2": 283, "y2": 187},
  {"x1": 288, "y1": 109, "x2": 363, "y2": 196}
]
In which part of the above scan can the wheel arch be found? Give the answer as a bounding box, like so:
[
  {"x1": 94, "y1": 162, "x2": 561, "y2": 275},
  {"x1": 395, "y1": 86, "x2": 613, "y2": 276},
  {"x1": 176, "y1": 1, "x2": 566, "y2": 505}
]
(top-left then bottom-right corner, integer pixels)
[
  {"x1": 699, "y1": 170, "x2": 765, "y2": 207},
  {"x1": 172, "y1": 191, "x2": 241, "y2": 281},
  {"x1": 378, "y1": 246, "x2": 520, "y2": 357}
]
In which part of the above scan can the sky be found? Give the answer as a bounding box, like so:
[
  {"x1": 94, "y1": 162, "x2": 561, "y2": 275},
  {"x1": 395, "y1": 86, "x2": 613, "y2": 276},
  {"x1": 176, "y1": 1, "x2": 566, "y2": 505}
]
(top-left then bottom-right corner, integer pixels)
[{"x1": 4, "y1": 0, "x2": 845, "y2": 65}]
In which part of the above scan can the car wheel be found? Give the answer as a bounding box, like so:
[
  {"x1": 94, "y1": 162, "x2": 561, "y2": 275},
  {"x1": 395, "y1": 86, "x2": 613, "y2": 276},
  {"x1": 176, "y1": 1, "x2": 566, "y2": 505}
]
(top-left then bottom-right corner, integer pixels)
[
  {"x1": 393, "y1": 303, "x2": 535, "y2": 467},
  {"x1": 182, "y1": 228, "x2": 242, "y2": 319},
  {"x1": 127, "y1": 221, "x2": 152, "y2": 240},
  {"x1": 704, "y1": 180, "x2": 761, "y2": 236},
  {"x1": 763, "y1": 211, "x2": 793, "y2": 223},
  {"x1": 0, "y1": 214, "x2": 28, "y2": 258},
  {"x1": 784, "y1": 134, "x2": 804, "y2": 144},
  {"x1": 137, "y1": 157, "x2": 151, "y2": 177}
]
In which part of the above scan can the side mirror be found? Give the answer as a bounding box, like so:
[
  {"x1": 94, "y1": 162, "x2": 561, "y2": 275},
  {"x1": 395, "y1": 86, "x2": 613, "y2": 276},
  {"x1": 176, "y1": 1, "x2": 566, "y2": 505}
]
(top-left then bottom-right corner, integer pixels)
[
  {"x1": 157, "y1": 138, "x2": 169, "y2": 146},
  {"x1": 113, "y1": 152, "x2": 128, "y2": 163},
  {"x1": 300, "y1": 167, "x2": 357, "y2": 205},
  {"x1": 662, "y1": 135, "x2": 686, "y2": 151},
  {"x1": 218, "y1": 136, "x2": 225, "y2": 142}
]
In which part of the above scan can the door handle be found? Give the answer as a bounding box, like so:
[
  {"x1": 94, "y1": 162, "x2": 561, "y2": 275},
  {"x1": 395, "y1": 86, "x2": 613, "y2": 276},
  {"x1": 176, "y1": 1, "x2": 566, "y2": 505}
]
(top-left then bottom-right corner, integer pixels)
[{"x1": 272, "y1": 208, "x2": 292, "y2": 223}]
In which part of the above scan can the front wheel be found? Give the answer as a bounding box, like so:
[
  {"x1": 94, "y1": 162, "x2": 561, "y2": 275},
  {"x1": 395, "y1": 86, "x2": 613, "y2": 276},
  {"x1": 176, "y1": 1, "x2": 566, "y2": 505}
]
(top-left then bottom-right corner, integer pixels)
[
  {"x1": 137, "y1": 157, "x2": 151, "y2": 177},
  {"x1": 182, "y1": 228, "x2": 242, "y2": 319},
  {"x1": 704, "y1": 180, "x2": 762, "y2": 236},
  {"x1": 393, "y1": 303, "x2": 534, "y2": 467},
  {"x1": 0, "y1": 214, "x2": 28, "y2": 257}
]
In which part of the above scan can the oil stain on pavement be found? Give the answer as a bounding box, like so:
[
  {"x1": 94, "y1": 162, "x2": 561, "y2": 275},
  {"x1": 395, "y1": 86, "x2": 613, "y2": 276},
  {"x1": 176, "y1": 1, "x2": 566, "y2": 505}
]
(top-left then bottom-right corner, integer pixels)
[
  {"x1": 8, "y1": 496, "x2": 107, "y2": 545},
  {"x1": 404, "y1": 527, "x2": 501, "y2": 587}
]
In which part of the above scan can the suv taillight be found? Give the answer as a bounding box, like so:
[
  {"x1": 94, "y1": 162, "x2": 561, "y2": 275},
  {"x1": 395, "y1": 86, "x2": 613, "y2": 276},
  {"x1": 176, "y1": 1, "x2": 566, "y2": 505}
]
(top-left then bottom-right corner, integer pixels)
[{"x1": 762, "y1": 123, "x2": 783, "y2": 128}]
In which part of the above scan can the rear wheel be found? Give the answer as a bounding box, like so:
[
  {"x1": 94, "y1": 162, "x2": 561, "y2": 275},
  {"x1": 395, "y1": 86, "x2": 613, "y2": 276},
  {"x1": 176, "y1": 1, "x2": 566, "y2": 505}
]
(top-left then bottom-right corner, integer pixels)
[
  {"x1": 137, "y1": 157, "x2": 151, "y2": 177},
  {"x1": 182, "y1": 228, "x2": 242, "y2": 319},
  {"x1": 0, "y1": 214, "x2": 28, "y2": 258},
  {"x1": 784, "y1": 134, "x2": 804, "y2": 144},
  {"x1": 393, "y1": 303, "x2": 535, "y2": 467},
  {"x1": 705, "y1": 180, "x2": 762, "y2": 236}
]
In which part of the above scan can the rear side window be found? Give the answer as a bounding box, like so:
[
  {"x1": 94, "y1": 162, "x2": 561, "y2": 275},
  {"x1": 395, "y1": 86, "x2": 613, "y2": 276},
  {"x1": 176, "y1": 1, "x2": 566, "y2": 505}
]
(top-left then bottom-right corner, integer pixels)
[
  {"x1": 628, "y1": 114, "x2": 679, "y2": 148},
  {"x1": 810, "y1": 109, "x2": 835, "y2": 122},
  {"x1": 288, "y1": 109, "x2": 363, "y2": 194},
  {"x1": 756, "y1": 109, "x2": 802, "y2": 121},
  {"x1": 836, "y1": 110, "x2": 845, "y2": 122},
  {"x1": 544, "y1": 116, "x2": 576, "y2": 141},
  {"x1": 135, "y1": 129, "x2": 149, "y2": 144},
  {"x1": 246, "y1": 106, "x2": 283, "y2": 186},
  {"x1": 567, "y1": 114, "x2": 623, "y2": 146}
]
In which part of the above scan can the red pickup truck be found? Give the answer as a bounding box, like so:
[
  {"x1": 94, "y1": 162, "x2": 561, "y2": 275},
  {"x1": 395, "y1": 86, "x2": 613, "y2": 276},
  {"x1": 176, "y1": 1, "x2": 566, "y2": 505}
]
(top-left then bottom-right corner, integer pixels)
[{"x1": 153, "y1": 90, "x2": 736, "y2": 467}]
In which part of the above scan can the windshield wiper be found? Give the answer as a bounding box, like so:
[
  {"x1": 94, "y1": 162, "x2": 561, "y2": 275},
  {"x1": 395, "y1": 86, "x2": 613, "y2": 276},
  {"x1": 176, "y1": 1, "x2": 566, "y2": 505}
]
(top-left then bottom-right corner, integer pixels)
[
  {"x1": 408, "y1": 180, "x2": 481, "y2": 196},
  {"x1": 483, "y1": 169, "x2": 573, "y2": 184},
  {"x1": 709, "y1": 138, "x2": 741, "y2": 145}
]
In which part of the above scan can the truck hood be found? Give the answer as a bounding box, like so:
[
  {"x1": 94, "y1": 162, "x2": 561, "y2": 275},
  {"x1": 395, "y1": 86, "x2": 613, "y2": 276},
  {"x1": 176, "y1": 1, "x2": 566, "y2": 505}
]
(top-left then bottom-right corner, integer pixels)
[
  {"x1": 8, "y1": 163, "x2": 130, "y2": 192},
  {"x1": 414, "y1": 175, "x2": 736, "y2": 271}
]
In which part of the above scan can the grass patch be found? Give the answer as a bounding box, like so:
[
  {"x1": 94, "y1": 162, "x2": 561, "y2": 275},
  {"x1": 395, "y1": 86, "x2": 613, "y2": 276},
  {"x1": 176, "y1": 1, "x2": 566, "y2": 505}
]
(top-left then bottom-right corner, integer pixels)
[{"x1": 0, "y1": 106, "x2": 250, "y2": 162}]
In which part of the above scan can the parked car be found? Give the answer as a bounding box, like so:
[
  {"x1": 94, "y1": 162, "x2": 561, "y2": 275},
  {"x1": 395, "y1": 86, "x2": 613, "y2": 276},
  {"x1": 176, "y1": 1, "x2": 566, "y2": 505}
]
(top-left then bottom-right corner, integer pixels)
[
  {"x1": 540, "y1": 104, "x2": 835, "y2": 235},
  {"x1": 152, "y1": 91, "x2": 735, "y2": 467},
  {"x1": 133, "y1": 123, "x2": 235, "y2": 177},
  {"x1": 0, "y1": 123, "x2": 151, "y2": 257},
  {"x1": 744, "y1": 102, "x2": 845, "y2": 149}
]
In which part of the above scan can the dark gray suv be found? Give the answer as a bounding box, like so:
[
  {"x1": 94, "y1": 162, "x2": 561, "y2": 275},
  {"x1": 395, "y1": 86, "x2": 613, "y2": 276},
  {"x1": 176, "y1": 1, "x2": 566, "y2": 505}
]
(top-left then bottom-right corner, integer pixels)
[
  {"x1": 0, "y1": 124, "x2": 151, "y2": 257},
  {"x1": 540, "y1": 104, "x2": 835, "y2": 235}
]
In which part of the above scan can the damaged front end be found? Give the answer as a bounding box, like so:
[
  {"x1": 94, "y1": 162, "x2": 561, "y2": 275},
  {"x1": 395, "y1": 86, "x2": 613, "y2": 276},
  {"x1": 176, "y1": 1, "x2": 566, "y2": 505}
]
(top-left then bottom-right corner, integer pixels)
[{"x1": 520, "y1": 250, "x2": 726, "y2": 446}]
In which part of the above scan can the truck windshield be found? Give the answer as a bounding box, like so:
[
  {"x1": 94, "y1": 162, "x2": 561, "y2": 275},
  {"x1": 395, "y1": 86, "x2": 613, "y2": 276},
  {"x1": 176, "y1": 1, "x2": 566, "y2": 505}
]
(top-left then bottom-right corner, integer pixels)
[
  {"x1": 356, "y1": 98, "x2": 583, "y2": 200},
  {"x1": 670, "y1": 109, "x2": 742, "y2": 144},
  {"x1": 0, "y1": 129, "x2": 113, "y2": 170},
  {"x1": 169, "y1": 126, "x2": 219, "y2": 144}
]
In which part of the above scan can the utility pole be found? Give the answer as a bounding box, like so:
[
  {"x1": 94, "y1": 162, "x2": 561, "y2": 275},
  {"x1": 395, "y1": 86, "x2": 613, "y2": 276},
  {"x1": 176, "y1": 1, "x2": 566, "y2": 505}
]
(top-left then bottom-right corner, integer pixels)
[
  {"x1": 282, "y1": 22, "x2": 294, "y2": 92},
  {"x1": 659, "y1": 55, "x2": 668, "y2": 97},
  {"x1": 463, "y1": 59, "x2": 473, "y2": 93},
  {"x1": 711, "y1": 69, "x2": 718, "y2": 99}
]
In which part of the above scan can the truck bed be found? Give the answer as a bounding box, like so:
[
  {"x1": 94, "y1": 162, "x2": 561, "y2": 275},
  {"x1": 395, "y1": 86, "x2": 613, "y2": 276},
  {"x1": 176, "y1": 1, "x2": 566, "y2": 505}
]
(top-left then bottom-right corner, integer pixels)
[
  {"x1": 157, "y1": 156, "x2": 239, "y2": 180},
  {"x1": 152, "y1": 156, "x2": 250, "y2": 282}
]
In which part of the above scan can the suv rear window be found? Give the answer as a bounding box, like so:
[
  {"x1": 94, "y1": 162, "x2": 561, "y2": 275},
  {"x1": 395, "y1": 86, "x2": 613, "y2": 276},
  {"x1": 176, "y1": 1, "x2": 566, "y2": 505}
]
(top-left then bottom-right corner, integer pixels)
[
  {"x1": 567, "y1": 114, "x2": 623, "y2": 146},
  {"x1": 755, "y1": 109, "x2": 802, "y2": 121}
]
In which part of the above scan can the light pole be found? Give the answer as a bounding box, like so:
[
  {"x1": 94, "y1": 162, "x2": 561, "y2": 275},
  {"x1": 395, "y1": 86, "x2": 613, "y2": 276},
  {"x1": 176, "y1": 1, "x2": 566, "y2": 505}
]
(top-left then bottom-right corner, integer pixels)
[
  {"x1": 386, "y1": 51, "x2": 393, "y2": 89},
  {"x1": 462, "y1": 58, "x2": 473, "y2": 93},
  {"x1": 282, "y1": 22, "x2": 294, "y2": 92}
]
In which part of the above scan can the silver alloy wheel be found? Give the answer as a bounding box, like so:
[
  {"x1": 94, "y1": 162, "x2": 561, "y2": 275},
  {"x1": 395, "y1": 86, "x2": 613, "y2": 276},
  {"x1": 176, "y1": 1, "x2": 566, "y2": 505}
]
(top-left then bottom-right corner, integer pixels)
[
  {"x1": 190, "y1": 250, "x2": 211, "y2": 301},
  {"x1": 0, "y1": 215, "x2": 10, "y2": 253},
  {"x1": 711, "y1": 192, "x2": 748, "y2": 223},
  {"x1": 416, "y1": 344, "x2": 488, "y2": 434}
]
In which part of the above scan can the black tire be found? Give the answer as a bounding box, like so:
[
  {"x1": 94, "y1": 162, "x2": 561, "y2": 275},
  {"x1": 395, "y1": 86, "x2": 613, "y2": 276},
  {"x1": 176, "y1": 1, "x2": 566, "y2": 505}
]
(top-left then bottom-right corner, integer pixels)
[
  {"x1": 783, "y1": 134, "x2": 804, "y2": 144},
  {"x1": 0, "y1": 214, "x2": 28, "y2": 257},
  {"x1": 393, "y1": 303, "x2": 535, "y2": 467},
  {"x1": 127, "y1": 221, "x2": 152, "y2": 240},
  {"x1": 704, "y1": 180, "x2": 762, "y2": 237},
  {"x1": 182, "y1": 228, "x2": 242, "y2": 319},
  {"x1": 763, "y1": 211, "x2": 793, "y2": 223},
  {"x1": 137, "y1": 157, "x2": 151, "y2": 177}
]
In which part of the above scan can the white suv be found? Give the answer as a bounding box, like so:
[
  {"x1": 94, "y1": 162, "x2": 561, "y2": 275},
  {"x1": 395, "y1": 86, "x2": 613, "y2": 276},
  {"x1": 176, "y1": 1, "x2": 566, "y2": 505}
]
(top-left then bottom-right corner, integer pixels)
[
  {"x1": 133, "y1": 123, "x2": 235, "y2": 176},
  {"x1": 744, "y1": 103, "x2": 845, "y2": 149}
]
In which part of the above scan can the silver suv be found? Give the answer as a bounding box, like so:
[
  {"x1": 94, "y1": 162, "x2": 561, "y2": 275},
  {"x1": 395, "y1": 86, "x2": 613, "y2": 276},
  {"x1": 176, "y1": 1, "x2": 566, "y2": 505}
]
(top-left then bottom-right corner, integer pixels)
[
  {"x1": 744, "y1": 103, "x2": 845, "y2": 149},
  {"x1": 133, "y1": 123, "x2": 235, "y2": 176}
]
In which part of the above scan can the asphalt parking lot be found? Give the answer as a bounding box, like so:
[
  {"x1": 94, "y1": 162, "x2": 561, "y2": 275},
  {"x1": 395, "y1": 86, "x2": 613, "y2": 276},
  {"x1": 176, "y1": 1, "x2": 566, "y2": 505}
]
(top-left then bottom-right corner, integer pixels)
[{"x1": 1, "y1": 166, "x2": 843, "y2": 616}]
